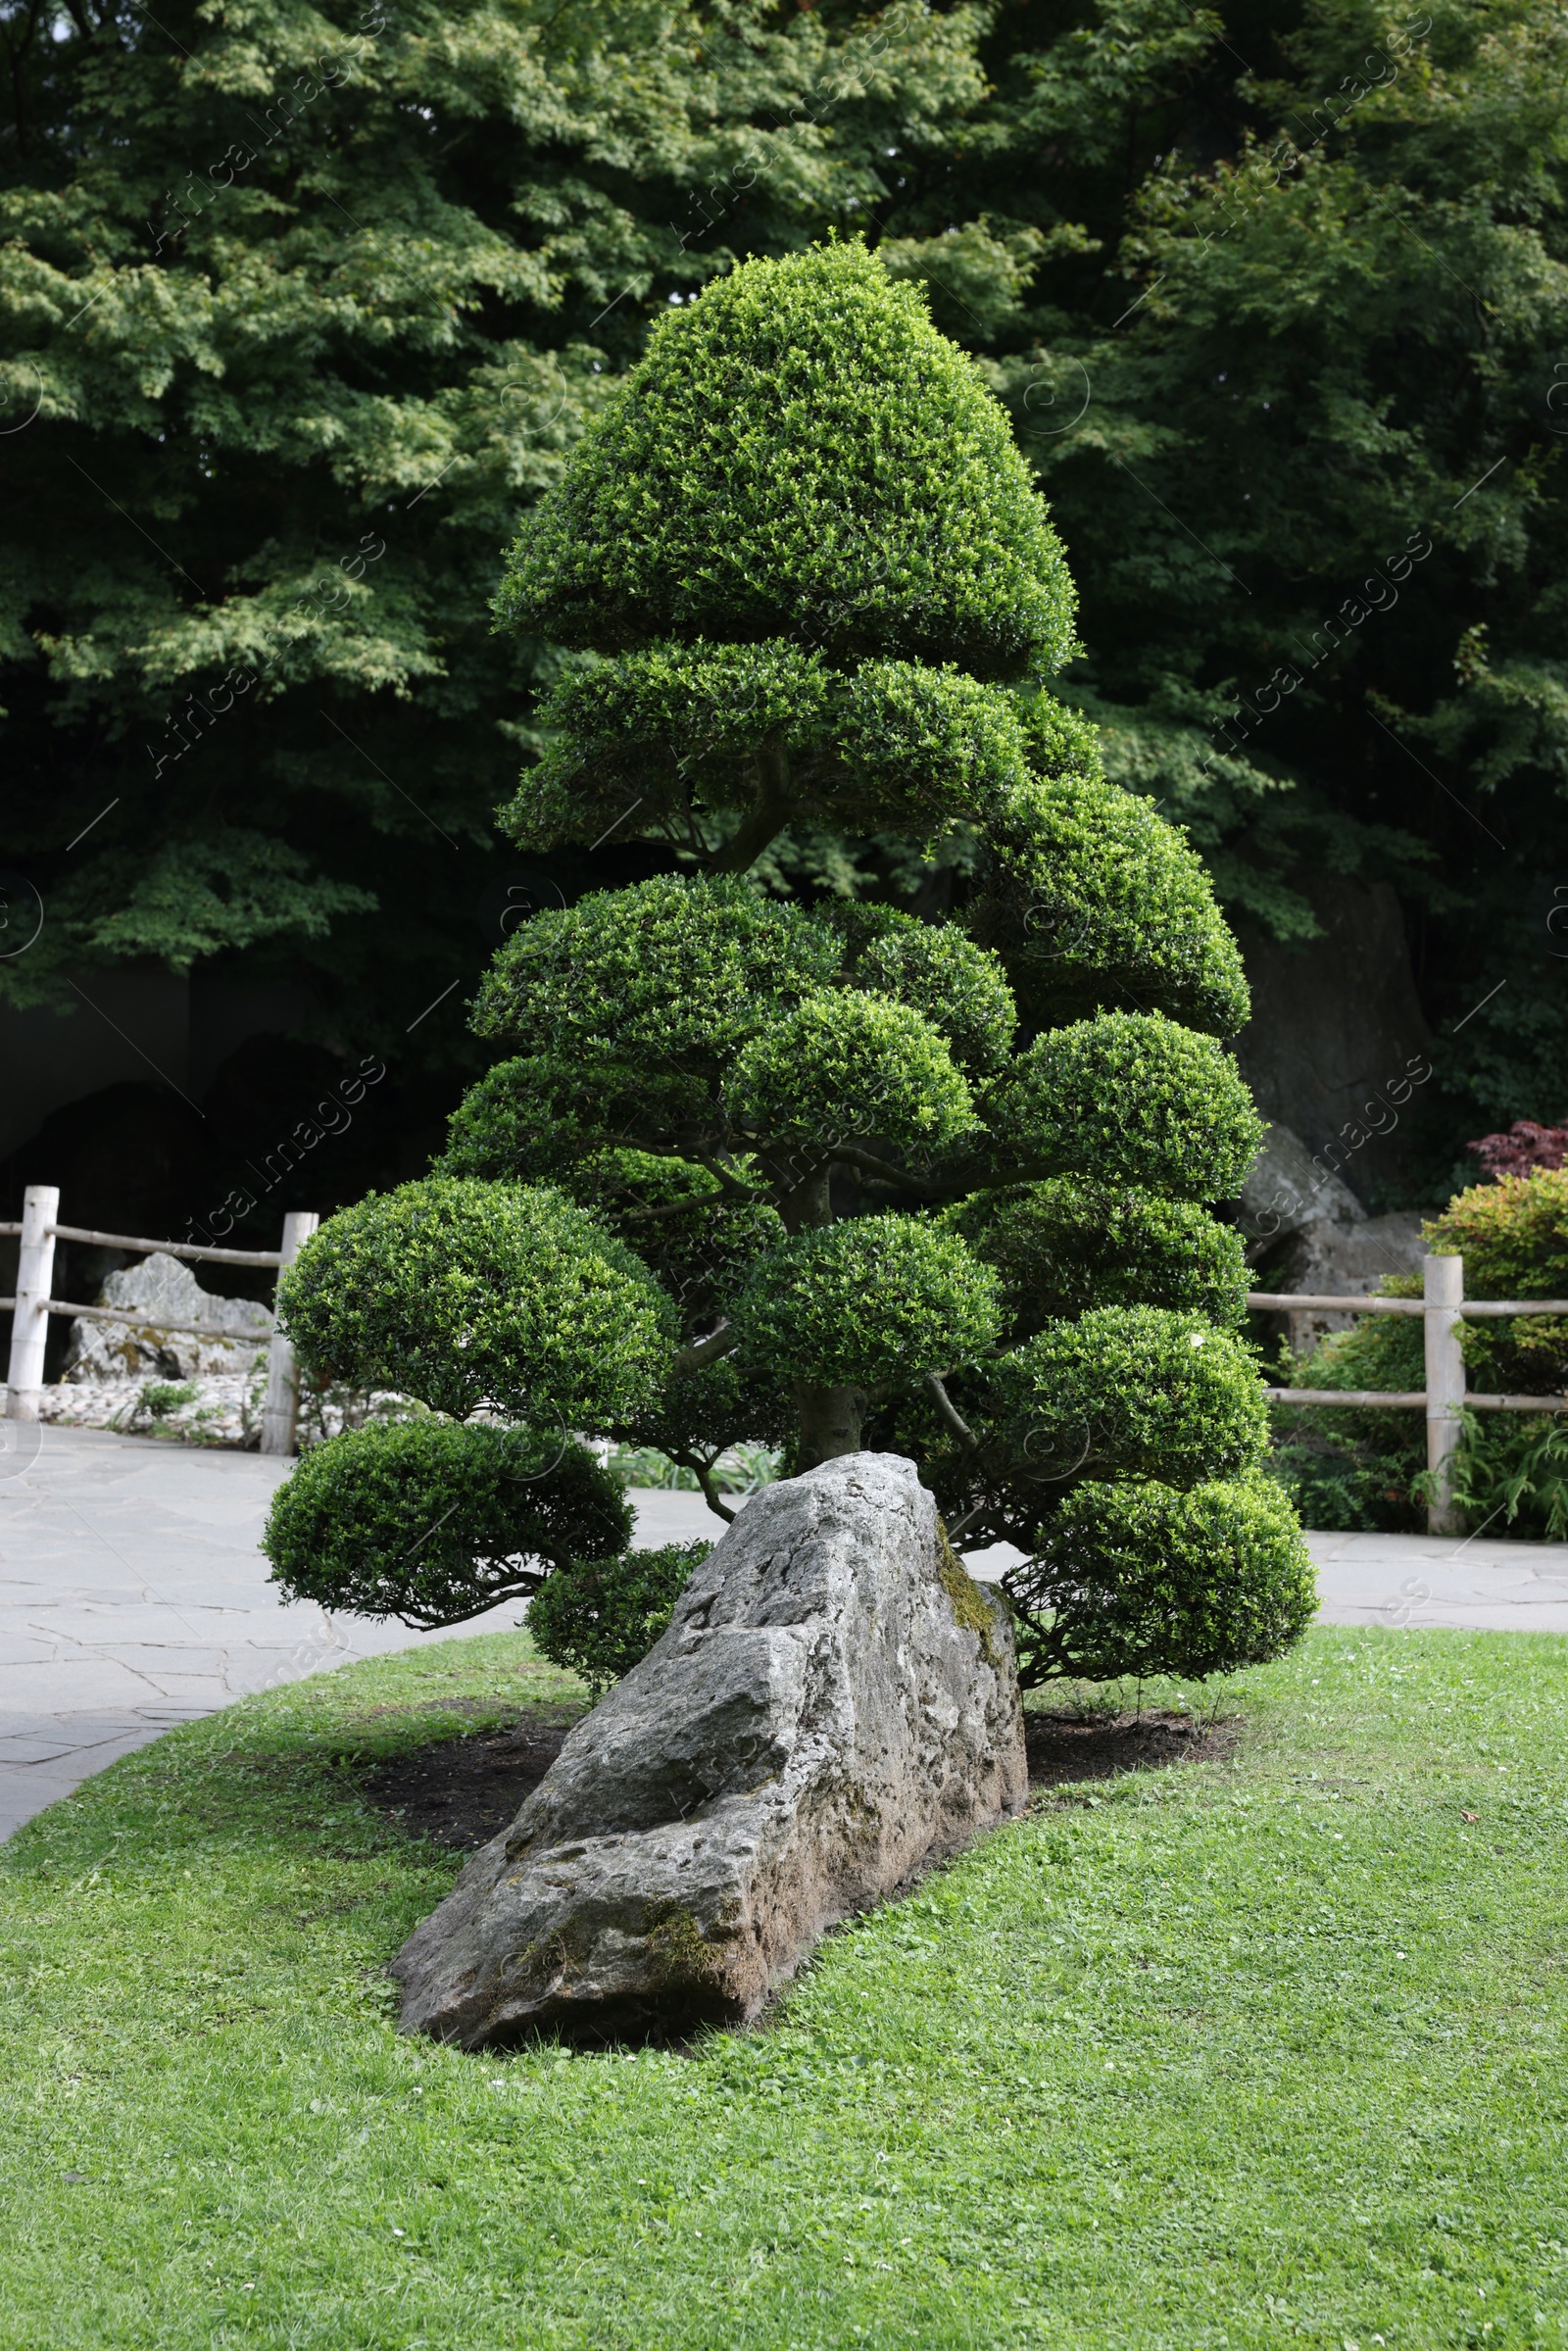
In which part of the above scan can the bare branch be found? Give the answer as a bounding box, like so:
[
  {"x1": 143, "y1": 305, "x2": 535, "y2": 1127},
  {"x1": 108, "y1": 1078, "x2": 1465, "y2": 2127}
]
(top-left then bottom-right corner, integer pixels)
[
  {"x1": 620, "y1": 1190, "x2": 720, "y2": 1225},
  {"x1": 672, "y1": 1319, "x2": 738, "y2": 1375},
  {"x1": 692, "y1": 1462, "x2": 738, "y2": 1524},
  {"x1": 827, "y1": 1145, "x2": 947, "y2": 1199},
  {"x1": 828, "y1": 1146, "x2": 1052, "y2": 1204},
  {"x1": 925, "y1": 1370, "x2": 980, "y2": 1452},
  {"x1": 658, "y1": 1441, "x2": 739, "y2": 1524},
  {"x1": 696, "y1": 1152, "x2": 770, "y2": 1204}
]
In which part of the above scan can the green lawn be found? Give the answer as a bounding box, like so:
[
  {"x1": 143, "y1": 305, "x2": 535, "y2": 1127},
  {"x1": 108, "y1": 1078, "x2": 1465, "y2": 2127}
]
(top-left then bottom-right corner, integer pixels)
[{"x1": 2, "y1": 1627, "x2": 1566, "y2": 2350}]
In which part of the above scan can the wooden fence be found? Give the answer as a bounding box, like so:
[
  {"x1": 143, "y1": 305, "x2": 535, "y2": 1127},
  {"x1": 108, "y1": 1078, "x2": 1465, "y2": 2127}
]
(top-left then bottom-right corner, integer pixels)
[
  {"x1": 4, "y1": 1188, "x2": 1565, "y2": 1510},
  {"x1": 1, "y1": 1185, "x2": 317, "y2": 1455},
  {"x1": 1250, "y1": 1252, "x2": 1568, "y2": 1533}
]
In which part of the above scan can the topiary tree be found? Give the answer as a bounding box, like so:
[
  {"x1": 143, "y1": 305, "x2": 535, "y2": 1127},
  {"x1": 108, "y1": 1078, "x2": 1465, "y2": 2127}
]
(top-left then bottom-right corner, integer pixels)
[{"x1": 265, "y1": 241, "x2": 1313, "y2": 1687}]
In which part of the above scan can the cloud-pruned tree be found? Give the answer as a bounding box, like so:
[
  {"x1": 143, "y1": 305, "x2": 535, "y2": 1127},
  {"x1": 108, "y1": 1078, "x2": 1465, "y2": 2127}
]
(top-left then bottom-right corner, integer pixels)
[{"x1": 265, "y1": 243, "x2": 1314, "y2": 1688}]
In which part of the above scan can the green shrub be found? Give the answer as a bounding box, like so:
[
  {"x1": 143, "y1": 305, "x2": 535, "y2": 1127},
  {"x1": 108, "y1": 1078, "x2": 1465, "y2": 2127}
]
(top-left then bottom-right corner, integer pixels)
[
  {"x1": 263, "y1": 1420, "x2": 632, "y2": 1628},
  {"x1": 986, "y1": 1306, "x2": 1270, "y2": 1497},
  {"x1": 435, "y1": 1055, "x2": 609, "y2": 1185},
  {"x1": 834, "y1": 659, "x2": 1032, "y2": 837},
  {"x1": 506, "y1": 642, "x2": 1033, "y2": 854},
  {"x1": 528, "y1": 1542, "x2": 712, "y2": 1694},
  {"x1": 439, "y1": 1102, "x2": 787, "y2": 1380},
  {"x1": 278, "y1": 1178, "x2": 675, "y2": 1424},
  {"x1": 1006, "y1": 1474, "x2": 1316, "y2": 1683},
  {"x1": 1267, "y1": 1169, "x2": 1568, "y2": 1538},
  {"x1": 1016, "y1": 687, "x2": 1105, "y2": 783},
  {"x1": 737, "y1": 1216, "x2": 1001, "y2": 1395},
  {"x1": 495, "y1": 240, "x2": 1076, "y2": 680},
  {"x1": 954, "y1": 1179, "x2": 1250, "y2": 1337},
  {"x1": 470, "y1": 873, "x2": 836, "y2": 1088},
  {"x1": 1444, "y1": 1413, "x2": 1568, "y2": 1542},
  {"x1": 985, "y1": 1010, "x2": 1263, "y2": 1199},
  {"x1": 559, "y1": 1151, "x2": 784, "y2": 1337},
  {"x1": 1265, "y1": 1424, "x2": 1424, "y2": 1535},
  {"x1": 822, "y1": 904, "x2": 1017, "y2": 1075},
  {"x1": 1428, "y1": 1170, "x2": 1568, "y2": 1398},
  {"x1": 730, "y1": 992, "x2": 977, "y2": 1153},
  {"x1": 969, "y1": 772, "x2": 1250, "y2": 1038},
  {"x1": 1426, "y1": 1166, "x2": 1568, "y2": 1298},
  {"x1": 1265, "y1": 1310, "x2": 1425, "y2": 1534}
]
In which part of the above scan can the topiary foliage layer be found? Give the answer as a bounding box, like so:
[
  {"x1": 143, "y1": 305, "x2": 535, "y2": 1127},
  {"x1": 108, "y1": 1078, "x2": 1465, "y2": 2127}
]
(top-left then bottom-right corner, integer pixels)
[
  {"x1": 266, "y1": 242, "x2": 1311, "y2": 1690},
  {"x1": 265, "y1": 1420, "x2": 632, "y2": 1630},
  {"x1": 276, "y1": 1177, "x2": 676, "y2": 1426},
  {"x1": 527, "y1": 1543, "x2": 712, "y2": 1696},
  {"x1": 494, "y1": 240, "x2": 1075, "y2": 678}
]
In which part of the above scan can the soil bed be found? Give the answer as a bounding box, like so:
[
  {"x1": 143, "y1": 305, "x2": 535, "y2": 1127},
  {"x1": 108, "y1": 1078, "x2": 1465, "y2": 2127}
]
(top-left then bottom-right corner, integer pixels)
[
  {"x1": 361, "y1": 1702, "x2": 1227, "y2": 1850},
  {"x1": 1025, "y1": 1704, "x2": 1234, "y2": 1783},
  {"x1": 360, "y1": 1707, "x2": 586, "y2": 1849}
]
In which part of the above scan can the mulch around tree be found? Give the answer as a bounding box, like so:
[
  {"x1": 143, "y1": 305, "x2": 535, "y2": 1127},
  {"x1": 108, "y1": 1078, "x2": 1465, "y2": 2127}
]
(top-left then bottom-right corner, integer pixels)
[
  {"x1": 359, "y1": 1704, "x2": 1232, "y2": 1852},
  {"x1": 360, "y1": 1710, "x2": 587, "y2": 1851},
  {"x1": 1024, "y1": 1706, "x2": 1235, "y2": 1787}
]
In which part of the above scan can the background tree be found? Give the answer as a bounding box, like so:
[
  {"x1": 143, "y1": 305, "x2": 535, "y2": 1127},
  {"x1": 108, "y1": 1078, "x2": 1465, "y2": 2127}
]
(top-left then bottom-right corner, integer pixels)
[
  {"x1": 266, "y1": 242, "x2": 1315, "y2": 1690},
  {"x1": 933, "y1": 0, "x2": 1568, "y2": 1187},
  {"x1": 7, "y1": 0, "x2": 1568, "y2": 1228},
  {"x1": 0, "y1": 0, "x2": 994, "y2": 1212}
]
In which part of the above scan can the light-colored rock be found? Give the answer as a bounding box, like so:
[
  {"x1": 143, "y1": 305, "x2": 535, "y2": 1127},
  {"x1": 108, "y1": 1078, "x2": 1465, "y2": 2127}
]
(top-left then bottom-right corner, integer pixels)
[
  {"x1": 1239, "y1": 1122, "x2": 1365, "y2": 1248},
  {"x1": 1268, "y1": 1212, "x2": 1428, "y2": 1355},
  {"x1": 63, "y1": 1251, "x2": 272, "y2": 1384},
  {"x1": 393, "y1": 1451, "x2": 1027, "y2": 2047}
]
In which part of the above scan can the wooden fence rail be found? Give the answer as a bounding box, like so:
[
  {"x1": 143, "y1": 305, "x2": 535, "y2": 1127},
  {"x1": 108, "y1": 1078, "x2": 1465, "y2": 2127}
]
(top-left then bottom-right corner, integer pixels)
[
  {"x1": 6, "y1": 1195, "x2": 1564, "y2": 1513},
  {"x1": 2, "y1": 1186, "x2": 317, "y2": 1455},
  {"x1": 1250, "y1": 1253, "x2": 1568, "y2": 1533}
]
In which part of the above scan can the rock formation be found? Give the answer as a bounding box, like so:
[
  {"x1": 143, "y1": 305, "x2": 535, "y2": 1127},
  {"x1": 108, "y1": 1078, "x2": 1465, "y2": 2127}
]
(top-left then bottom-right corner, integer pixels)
[
  {"x1": 1240, "y1": 1122, "x2": 1428, "y2": 1355},
  {"x1": 1266, "y1": 1213, "x2": 1428, "y2": 1356},
  {"x1": 63, "y1": 1250, "x2": 272, "y2": 1383},
  {"x1": 1233, "y1": 874, "x2": 1433, "y2": 1206},
  {"x1": 393, "y1": 1451, "x2": 1027, "y2": 2047},
  {"x1": 1239, "y1": 1121, "x2": 1366, "y2": 1246}
]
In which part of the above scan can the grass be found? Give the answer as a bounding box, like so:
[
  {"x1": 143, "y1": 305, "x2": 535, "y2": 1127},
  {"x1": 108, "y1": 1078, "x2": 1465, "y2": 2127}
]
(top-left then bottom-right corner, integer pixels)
[{"x1": 2, "y1": 1627, "x2": 1567, "y2": 2349}]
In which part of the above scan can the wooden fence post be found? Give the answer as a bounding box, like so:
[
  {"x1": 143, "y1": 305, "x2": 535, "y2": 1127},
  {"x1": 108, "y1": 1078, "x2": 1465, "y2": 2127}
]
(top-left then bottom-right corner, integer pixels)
[
  {"x1": 4, "y1": 1185, "x2": 59, "y2": 1422},
  {"x1": 1424, "y1": 1250, "x2": 1465, "y2": 1535},
  {"x1": 260, "y1": 1210, "x2": 318, "y2": 1458}
]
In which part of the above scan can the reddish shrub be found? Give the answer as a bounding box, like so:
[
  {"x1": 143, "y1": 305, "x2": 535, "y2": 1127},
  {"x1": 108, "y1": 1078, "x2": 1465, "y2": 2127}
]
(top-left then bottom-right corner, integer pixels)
[{"x1": 1466, "y1": 1119, "x2": 1568, "y2": 1180}]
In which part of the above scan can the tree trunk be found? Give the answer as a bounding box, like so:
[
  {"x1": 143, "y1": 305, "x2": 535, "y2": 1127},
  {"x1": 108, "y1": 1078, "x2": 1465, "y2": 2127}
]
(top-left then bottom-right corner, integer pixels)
[
  {"x1": 776, "y1": 1158, "x2": 831, "y2": 1236},
  {"x1": 710, "y1": 742, "x2": 793, "y2": 876},
  {"x1": 793, "y1": 1380, "x2": 865, "y2": 1470},
  {"x1": 776, "y1": 1162, "x2": 861, "y2": 1470}
]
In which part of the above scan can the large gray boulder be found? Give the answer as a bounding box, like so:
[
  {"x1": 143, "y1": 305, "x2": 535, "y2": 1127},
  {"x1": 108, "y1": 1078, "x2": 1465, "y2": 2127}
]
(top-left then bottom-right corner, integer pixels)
[
  {"x1": 1266, "y1": 1212, "x2": 1428, "y2": 1356},
  {"x1": 63, "y1": 1250, "x2": 273, "y2": 1383},
  {"x1": 393, "y1": 1451, "x2": 1027, "y2": 2047},
  {"x1": 1238, "y1": 1122, "x2": 1365, "y2": 1249},
  {"x1": 1233, "y1": 873, "x2": 1433, "y2": 1207}
]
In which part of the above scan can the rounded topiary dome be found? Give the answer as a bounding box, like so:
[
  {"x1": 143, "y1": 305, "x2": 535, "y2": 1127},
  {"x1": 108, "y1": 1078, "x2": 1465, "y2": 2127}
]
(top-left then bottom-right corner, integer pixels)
[{"x1": 495, "y1": 241, "x2": 1077, "y2": 681}]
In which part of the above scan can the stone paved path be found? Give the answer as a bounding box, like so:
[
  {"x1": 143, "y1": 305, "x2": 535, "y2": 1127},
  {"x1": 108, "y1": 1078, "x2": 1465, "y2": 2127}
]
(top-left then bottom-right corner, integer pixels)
[
  {"x1": 0, "y1": 1424, "x2": 719, "y2": 1842},
  {"x1": 2, "y1": 1422, "x2": 1565, "y2": 1841}
]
